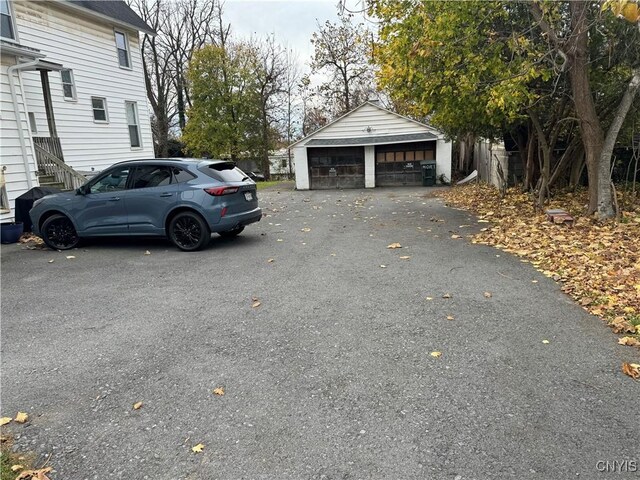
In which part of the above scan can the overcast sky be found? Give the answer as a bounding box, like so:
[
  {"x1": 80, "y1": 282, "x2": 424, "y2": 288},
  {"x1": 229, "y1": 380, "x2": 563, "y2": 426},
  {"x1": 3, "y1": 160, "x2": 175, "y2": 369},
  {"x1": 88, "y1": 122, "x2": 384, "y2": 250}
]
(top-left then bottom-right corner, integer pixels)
[{"x1": 222, "y1": 0, "x2": 342, "y2": 75}]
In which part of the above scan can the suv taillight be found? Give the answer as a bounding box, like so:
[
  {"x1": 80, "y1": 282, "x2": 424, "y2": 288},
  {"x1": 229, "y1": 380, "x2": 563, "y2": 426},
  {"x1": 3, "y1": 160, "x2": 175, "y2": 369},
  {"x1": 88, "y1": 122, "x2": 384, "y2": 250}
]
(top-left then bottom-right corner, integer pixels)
[{"x1": 204, "y1": 186, "x2": 239, "y2": 196}]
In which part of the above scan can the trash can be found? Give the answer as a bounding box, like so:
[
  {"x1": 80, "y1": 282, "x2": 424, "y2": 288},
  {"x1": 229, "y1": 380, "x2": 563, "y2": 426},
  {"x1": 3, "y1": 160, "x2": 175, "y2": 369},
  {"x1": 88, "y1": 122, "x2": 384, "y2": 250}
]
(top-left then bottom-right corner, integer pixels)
[
  {"x1": 14, "y1": 186, "x2": 61, "y2": 232},
  {"x1": 420, "y1": 160, "x2": 437, "y2": 186}
]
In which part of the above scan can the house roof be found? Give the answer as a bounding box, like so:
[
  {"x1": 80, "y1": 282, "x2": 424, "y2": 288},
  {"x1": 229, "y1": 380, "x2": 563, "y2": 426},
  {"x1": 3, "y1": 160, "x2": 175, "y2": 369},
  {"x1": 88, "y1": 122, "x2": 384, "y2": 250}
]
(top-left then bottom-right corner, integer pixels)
[
  {"x1": 289, "y1": 101, "x2": 442, "y2": 149},
  {"x1": 305, "y1": 132, "x2": 437, "y2": 147},
  {"x1": 65, "y1": 1, "x2": 154, "y2": 34}
]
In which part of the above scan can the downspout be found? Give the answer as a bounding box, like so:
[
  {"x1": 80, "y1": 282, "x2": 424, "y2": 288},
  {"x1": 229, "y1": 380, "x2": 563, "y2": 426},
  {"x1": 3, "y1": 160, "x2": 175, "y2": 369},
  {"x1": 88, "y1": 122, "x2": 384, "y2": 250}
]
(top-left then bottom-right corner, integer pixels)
[{"x1": 7, "y1": 57, "x2": 41, "y2": 190}]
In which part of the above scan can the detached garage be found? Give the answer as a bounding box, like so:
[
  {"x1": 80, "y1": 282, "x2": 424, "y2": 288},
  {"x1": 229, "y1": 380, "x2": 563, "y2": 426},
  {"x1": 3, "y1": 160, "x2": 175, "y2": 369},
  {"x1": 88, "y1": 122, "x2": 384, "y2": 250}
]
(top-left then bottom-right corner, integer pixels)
[{"x1": 291, "y1": 101, "x2": 452, "y2": 190}]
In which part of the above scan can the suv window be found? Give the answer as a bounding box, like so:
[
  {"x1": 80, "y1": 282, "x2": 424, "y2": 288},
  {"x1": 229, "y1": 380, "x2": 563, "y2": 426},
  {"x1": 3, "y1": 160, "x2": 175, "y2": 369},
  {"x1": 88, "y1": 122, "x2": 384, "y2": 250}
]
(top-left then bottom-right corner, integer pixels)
[
  {"x1": 198, "y1": 162, "x2": 248, "y2": 183},
  {"x1": 130, "y1": 166, "x2": 173, "y2": 189},
  {"x1": 172, "y1": 167, "x2": 196, "y2": 183},
  {"x1": 90, "y1": 166, "x2": 130, "y2": 193}
]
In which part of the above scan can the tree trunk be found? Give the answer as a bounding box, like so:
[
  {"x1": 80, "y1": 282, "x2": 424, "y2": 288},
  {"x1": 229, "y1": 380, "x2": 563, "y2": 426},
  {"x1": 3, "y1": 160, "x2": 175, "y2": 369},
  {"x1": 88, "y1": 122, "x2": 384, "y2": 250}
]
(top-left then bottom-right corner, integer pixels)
[
  {"x1": 524, "y1": 129, "x2": 536, "y2": 191},
  {"x1": 567, "y1": 1, "x2": 606, "y2": 215},
  {"x1": 598, "y1": 66, "x2": 640, "y2": 217}
]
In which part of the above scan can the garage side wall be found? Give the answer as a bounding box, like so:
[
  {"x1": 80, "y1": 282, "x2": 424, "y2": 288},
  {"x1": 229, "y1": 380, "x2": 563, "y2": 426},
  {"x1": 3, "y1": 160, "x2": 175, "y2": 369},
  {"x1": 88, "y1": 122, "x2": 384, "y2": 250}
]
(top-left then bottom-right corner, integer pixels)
[
  {"x1": 293, "y1": 147, "x2": 309, "y2": 190},
  {"x1": 436, "y1": 140, "x2": 452, "y2": 183}
]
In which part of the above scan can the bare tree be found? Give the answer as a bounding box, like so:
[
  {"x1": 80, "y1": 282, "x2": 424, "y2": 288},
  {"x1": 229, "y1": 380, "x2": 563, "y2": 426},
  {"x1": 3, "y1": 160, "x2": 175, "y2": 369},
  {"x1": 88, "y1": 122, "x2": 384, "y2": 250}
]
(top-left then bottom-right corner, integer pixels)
[{"x1": 310, "y1": 15, "x2": 375, "y2": 117}]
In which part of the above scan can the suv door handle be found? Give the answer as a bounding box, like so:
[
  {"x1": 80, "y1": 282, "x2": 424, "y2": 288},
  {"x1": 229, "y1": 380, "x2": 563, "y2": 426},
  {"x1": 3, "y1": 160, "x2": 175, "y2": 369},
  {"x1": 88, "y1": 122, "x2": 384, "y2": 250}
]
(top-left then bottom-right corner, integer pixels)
[
  {"x1": 109, "y1": 197, "x2": 120, "y2": 201},
  {"x1": 160, "y1": 193, "x2": 173, "y2": 197}
]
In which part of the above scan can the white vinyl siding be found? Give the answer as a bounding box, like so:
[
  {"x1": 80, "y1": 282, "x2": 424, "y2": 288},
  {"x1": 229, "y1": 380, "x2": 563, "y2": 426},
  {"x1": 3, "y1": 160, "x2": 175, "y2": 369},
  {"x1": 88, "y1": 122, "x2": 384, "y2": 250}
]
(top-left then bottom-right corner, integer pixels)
[
  {"x1": 13, "y1": 0, "x2": 154, "y2": 172},
  {"x1": 114, "y1": 30, "x2": 130, "y2": 69},
  {"x1": 60, "y1": 69, "x2": 76, "y2": 100},
  {"x1": 309, "y1": 103, "x2": 438, "y2": 140},
  {"x1": 0, "y1": 59, "x2": 39, "y2": 221},
  {"x1": 91, "y1": 97, "x2": 108, "y2": 122},
  {"x1": 125, "y1": 101, "x2": 141, "y2": 148}
]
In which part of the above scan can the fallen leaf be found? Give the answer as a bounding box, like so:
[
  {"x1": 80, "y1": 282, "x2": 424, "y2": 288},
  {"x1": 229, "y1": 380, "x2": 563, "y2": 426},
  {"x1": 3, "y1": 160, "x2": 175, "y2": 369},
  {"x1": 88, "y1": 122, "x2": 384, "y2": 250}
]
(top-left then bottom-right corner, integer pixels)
[
  {"x1": 251, "y1": 299, "x2": 261, "y2": 308},
  {"x1": 621, "y1": 362, "x2": 640, "y2": 379},
  {"x1": 446, "y1": 315, "x2": 454, "y2": 321},
  {"x1": 531, "y1": 280, "x2": 538, "y2": 283},
  {"x1": 192, "y1": 443, "x2": 205, "y2": 453},
  {"x1": 618, "y1": 336, "x2": 640, "y2": 347},
  {"x1": 66, "y1": 255, "x2": 75, "y2": 259},
  {"x1": 542, "y1": 340, "x2": 550, "y2": 344},
  {"x1": 451, "y1": 234, "x2": 461, "y2": 239},
  {"x1": 144, "y1": 250, "x2": 151, "y2": 255},
  {"x1": 379, "y1": 264, "x2": 387, "y2": 268},
  {"x1": 11, "y1": 465, "x2": 24, "y2": 472},
  {"x1": 277, "y1": 239, "x2": 283, "y2": 242},
  {"x1": 330, "y1": 253, "x2": 336, "y2": 256},
  {"x1": 213, "y1": 387, "x2": 225, "y2": 396},
  {"x1": 442, "y1": 293, "x2": 451, "y2": 299},
  {"x1": 387, "y1": 242, "x2": 402, "y2": 249},
  {"x1": 430, "y1": 351, "x2": 442, "y2": 358},
  {"x1": 399, "y1": 256, "x2": 411, "y2": 260},
  {"x1": 15, "y1": 467, "x2": 53, "y2": 480},
  {"x1": 0, "y1": 417, "x2": 11, "y2": 426},
  {"x1": 426, "y1": 297, "x2": 433, "y2": 301},
  {"x1": 48, "y1": 259, "x2": 54, "y2": 263},
  {"x1": 301, "y1": 227, "x2": 311, "y2": 232},
  {"x1": 133, "y1": 402, "x2": 143, "y2": 410},
  {"x1": 484, "y1": 291, "x2": 492, "y2": 298},
  {"x1": 267, "y1": 258, "x2": 274, "y2": 263},
  {"x1": 14, "y1": 412, "x2": 28, "y2": 424},
  {"x1": 611, "y1": 317, "x2": 636, "y2": 334}
]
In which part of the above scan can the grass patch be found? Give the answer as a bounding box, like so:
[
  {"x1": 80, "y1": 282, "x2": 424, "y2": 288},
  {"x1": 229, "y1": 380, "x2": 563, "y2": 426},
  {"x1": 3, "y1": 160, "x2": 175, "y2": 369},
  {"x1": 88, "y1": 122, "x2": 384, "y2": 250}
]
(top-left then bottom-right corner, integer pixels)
[
  {"x1": 0, "y1": 434, "x2": 37, "y2": 479},
  {"x1": 256, "y1": 180, "x2": 294, "y2": 190}
]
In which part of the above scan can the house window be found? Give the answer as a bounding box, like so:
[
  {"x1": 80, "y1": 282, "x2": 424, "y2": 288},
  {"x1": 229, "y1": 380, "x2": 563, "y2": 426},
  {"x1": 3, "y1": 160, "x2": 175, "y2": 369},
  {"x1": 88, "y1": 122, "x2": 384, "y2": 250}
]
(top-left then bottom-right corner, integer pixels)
[
  {"x1": 61, "y1": 69, "x2": 76, "y2": 100},
  {"x1": 28, "y1": 112, "x2": 37, "y2": 134},
  {"x1": 125, "y1": 101, "x2": 141, "y2": 148},
  {"x1": 0, "y1": 0, "x2": 15, "y2": 40},
  {"x1": 115, "y1": 31, "x2": 130, "y2": 68},
  {"x1": 91, "y1": 97, "x2": 108, "y2": 122}
]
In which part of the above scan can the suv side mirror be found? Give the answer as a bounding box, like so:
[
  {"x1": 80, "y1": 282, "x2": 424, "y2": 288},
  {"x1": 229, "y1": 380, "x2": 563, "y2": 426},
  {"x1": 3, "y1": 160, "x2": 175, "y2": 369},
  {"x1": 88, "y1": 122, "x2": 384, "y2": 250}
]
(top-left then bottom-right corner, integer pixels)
[{"x1": 76, "y1": 185, "x2": 87, "y2": 195}]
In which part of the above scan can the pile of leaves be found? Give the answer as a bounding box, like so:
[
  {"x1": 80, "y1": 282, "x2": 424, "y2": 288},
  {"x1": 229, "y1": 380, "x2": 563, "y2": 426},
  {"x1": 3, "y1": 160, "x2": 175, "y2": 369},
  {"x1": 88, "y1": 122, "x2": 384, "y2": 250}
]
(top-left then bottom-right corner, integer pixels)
[{"x1": 440, "y1": 184, "x2": 640, "y2": 349}]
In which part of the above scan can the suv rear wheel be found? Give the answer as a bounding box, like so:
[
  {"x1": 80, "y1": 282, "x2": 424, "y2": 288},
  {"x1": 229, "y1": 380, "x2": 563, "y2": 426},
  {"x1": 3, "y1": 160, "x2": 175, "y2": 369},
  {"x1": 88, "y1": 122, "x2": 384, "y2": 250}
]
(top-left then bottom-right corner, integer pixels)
[{"x1": 169, "y1": 212, "x2": 210, "y2": 251}]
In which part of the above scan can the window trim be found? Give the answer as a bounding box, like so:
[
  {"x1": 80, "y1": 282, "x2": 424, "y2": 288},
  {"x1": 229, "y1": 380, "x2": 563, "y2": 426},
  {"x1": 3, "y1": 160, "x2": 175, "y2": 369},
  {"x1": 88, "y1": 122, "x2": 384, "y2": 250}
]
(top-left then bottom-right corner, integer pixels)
[
  {"x1": 0, "y1": 0, "x2": 18, "y2": 43},
  {"x1": 60, "y1": 69, "x2": 77, "y2": 101},
  {"x1": 114, "y1": 29, "x2": 132, "y2": 70},
  {"x1": 125, "y1": 101, "x2": 142, "y2": 149},
  {"x1": 91, "y1": 96, "x2": 109, "y2": 123},
  {"x1": 28, "y1": 112, "x2": 37, "y2": 134}
]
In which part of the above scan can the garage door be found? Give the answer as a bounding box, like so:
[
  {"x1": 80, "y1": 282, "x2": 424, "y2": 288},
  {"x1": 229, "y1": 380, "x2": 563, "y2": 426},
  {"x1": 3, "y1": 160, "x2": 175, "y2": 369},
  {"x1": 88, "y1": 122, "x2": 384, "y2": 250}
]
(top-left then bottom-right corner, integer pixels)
[
  {"x1": 375, "y1": 142, "x2": 436, "y2": 187},
  {"x1": 308, "y1": 147, "x2": 365, "y2": 189}
]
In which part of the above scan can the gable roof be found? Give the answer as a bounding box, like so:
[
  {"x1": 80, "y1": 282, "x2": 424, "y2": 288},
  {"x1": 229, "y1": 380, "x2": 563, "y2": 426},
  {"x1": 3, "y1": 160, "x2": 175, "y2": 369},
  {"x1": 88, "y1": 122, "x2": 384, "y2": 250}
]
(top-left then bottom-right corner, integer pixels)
[
  {"x1": 290, "y1": 101, "x2": 442, "y2": 148},
  {"x1": 63, "y1": 0, "x2": 154, "y2": 34}
]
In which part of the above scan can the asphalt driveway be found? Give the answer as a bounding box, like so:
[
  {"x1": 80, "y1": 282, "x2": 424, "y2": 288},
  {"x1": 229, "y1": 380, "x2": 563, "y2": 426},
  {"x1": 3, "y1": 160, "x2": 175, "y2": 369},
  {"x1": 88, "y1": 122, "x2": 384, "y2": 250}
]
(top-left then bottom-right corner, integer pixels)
[{"x1": 1, "y1": 186, "x2": 639, "y2": 479}]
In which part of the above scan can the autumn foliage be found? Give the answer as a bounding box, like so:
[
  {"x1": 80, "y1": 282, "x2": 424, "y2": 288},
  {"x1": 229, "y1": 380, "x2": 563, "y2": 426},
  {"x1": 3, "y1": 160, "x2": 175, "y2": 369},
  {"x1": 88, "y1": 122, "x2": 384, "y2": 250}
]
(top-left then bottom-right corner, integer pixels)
[{"x1": 441, "y1": 184, "x2": 640, "y2": 347}]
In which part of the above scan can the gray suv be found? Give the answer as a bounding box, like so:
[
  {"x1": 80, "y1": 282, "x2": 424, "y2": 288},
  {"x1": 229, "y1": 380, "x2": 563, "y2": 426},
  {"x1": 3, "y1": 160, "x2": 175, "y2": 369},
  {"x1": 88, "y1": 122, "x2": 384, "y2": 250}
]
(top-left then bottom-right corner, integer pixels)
[{"x1": 30, "y1": 159, "x2": 262, "y2": 251}]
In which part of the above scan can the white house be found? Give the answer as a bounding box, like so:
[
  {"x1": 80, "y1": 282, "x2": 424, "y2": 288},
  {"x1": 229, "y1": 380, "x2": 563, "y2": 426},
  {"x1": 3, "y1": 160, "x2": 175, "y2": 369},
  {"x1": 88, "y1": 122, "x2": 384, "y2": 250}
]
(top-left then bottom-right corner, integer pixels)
[
  {"x1": 290, "y1": 101, "x2": 452, "y2": 190},
  {"x1": 1, "y1": 0, "x2": 154, "y2": 220}
]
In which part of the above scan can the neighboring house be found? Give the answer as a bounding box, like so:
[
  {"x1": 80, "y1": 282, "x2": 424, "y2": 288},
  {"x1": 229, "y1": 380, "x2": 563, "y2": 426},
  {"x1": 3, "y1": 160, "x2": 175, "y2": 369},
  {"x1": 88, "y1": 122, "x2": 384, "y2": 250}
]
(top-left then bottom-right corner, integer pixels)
[
  {"x1": 269, "y1": 148, "x2": 294, "y2": 179},
  {"x1": 290, "y1": 101, "x2": 452, "y2": 190},
  {"x1": 1, "y1": 0, "x2": 154, "y2": 221}
]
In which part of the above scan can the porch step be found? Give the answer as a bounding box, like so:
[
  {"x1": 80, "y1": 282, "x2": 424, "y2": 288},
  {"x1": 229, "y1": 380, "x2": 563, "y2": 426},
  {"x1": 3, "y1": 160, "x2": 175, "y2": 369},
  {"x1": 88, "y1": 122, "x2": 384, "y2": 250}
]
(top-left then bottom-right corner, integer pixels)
[
  {"x1": 39, "y1": 181, "x2": 66, "y2": 190},
  {"x1": 38, "y1": 174, "x2": 56, "y2": 184}
]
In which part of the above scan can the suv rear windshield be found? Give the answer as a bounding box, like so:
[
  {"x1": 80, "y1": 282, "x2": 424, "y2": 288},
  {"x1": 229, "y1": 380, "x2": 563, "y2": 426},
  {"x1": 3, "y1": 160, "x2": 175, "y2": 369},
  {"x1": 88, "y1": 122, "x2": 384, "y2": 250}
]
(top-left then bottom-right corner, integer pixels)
[{"x1": 198, "y1": 162, "x2": 249, "y2": 183}]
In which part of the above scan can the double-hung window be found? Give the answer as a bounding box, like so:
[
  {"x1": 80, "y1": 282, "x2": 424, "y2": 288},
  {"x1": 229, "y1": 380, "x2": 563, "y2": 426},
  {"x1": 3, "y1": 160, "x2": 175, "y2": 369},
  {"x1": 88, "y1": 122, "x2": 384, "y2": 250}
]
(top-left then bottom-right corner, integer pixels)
[
  {"x1": 61, "y1": 69, "x2": 76, "y2": 100},
  {"x1": 115, "y1": 31, "x2": 130, "y2": 68},
  {"x1": 92, "y1": 97, "x2": 108, "y2": 122},
  {"x1": 125, "y1": 101, "x2": 141, "y2": 148},
  {"x1": 0, "y1": 0, "x2": 15, "y2": 40}
]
